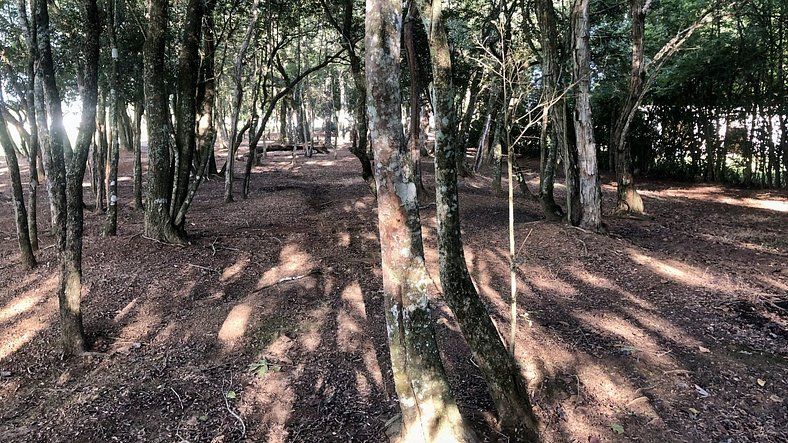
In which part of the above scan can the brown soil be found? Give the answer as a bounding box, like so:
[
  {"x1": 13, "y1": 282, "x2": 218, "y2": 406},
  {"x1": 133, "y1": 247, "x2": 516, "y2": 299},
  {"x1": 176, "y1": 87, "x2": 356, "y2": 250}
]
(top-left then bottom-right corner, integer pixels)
[{"x1": 0, "y1": 147, "x2": 786, "y2": 442}]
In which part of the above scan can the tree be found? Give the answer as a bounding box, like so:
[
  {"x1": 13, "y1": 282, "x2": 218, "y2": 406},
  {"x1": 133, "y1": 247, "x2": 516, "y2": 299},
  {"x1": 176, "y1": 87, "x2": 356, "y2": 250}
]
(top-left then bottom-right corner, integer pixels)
[
  {"x1": 33, "y1": 0, "x2": 100, "y2": 356},
  {"x1": 571, "y1": 0, "x2": 604, "y2": 231},
  {"x1": 0, "y1": 93, "x2": 37, "y2": 270},
  {"x1": 365, "y1": 0, "x2": 477, "y2": 439},
  {"x1": 415, "y1": 0, "x2": 540, "y2": 438}
]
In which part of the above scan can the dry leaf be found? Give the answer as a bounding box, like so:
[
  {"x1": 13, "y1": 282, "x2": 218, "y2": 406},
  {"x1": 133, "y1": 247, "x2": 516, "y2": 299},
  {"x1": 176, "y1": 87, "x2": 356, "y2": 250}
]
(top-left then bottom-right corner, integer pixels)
[
  {"x1": 698, "y1": 346, "x2": 710, "y2": 353},
  {"x1": 757, "y1": 379, "x2": 766, "y2": 387}
]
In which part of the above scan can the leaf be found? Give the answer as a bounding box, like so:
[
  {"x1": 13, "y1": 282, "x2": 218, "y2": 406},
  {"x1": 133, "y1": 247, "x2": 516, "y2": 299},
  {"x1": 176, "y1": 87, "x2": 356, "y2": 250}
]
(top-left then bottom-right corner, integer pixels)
[
  {"x1": 688, "y1": 407, "x2": 699, "y2": 414},
  {"x1": 248, "y1": 358, "x2": 270, "y2": 378},
  {"x1": 225, "y1": 390, "x2": 236, "y2": 400},
  {"x1": 610, "y1": 423, "x2": 625, "y2": 434},
  {"x1": 694, "y1": 385, "x2": 710, "y2": 398},
  {"x1": 698, "y1": 346, "x2": 710, "y2": 353},
  {"x1": 757, "y1": 378, "x2": 766, "y2": 387}
]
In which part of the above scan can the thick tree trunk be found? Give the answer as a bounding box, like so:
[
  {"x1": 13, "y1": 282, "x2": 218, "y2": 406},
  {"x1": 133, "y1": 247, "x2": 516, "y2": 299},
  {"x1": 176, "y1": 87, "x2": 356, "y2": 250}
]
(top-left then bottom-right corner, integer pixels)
[
  {"x1": 415, "y1": 0, "x2": 540, "y2": 438},
  {"x1": 104, "y1": 0, "x2": 120, "y2": 236},
  {"x1": 612, "y1": 0, "x2": 647, "y2": 214},
  {"x1": 571, "y1": 0, "x2": 604, "y2": 232},
  {"x1": 366, "y1": 1, "x2": 477, "y2": 441},
  {"x1": 143, "y1": 0, "x2": 183, "y2": 244},
  {"x1": 0, "y1": 106, "x2": 37, "y2": 269}
]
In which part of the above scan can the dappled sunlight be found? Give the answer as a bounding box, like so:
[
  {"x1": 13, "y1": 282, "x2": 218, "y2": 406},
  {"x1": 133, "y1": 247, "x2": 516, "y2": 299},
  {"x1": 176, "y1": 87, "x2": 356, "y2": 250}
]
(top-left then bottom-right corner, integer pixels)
[
  {"x1": 641, "y1": 187, "x2": 788, "y2": 213},
  {"x1": 257, "y1": 244, "x2": 313, "y2": 289},
  {"x1": 116, "y1": 300, "x2": 161, "y2": 343},
  {"x1": 566, "y1": 267, "x2": 655, "y2": 311},
  {"x1": 0, "y1": 276, "x2": 57, "y2": 324},
  {"x1": 240, "y1": 369, "x2": 296, "y2": 443},
  {"x1": 113, "y1": 297, "x2": 139, "y2": 323},
  {"x1": 0, "y1": 296, "x2": 56, "y2": 361},
  {"x1": 298, "y1": 304, "x2": 329, "y2": 352},
  {"x1": 621, "y1": 306, "x2": 703, "y2": 351},
  {"x1": 221, "y1": 257, "x2": 250, "y2": 283},
  {"x1": 575, "y1": 311, "x2": 677, "y2": 369},
  {"x1": 528, "y1": 263, "x2": 579, "y2": 298},
  {"x1": 336, "y1": 231, "x2": 351, "y2": 247},
  {"x1": 218, "y1": 302, "x2": 252, "y2": 349},
  {"x1": 627, "y1": 248, "x2": 762, "y2": 297}
]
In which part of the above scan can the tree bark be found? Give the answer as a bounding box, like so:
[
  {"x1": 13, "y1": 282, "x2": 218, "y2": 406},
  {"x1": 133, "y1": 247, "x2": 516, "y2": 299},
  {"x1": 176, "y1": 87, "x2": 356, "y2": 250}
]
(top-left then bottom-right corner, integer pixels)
[
  {"x1": 225, "y1": 0, "x2": 259, "y2": 203},
  {"x1": 104, "y1": 0, "x2": 120, "y2": 236},
  {"x1": 612, "y1": 0, "x2": 647, "y2": 214},
  {"x1": 93, "y1": 92, "x2": 108, "y2": 212},
  {"x1": 366, "y1": 1, "x2": 477, "y2": 440},
  {"x1": 571, "y1": 0, "x2": 604, "y2": 232},
  {"x1": 415, "y1": 0, "x2": 540, "y2": 438},
  {"x1": 132, "y1": 100, "x2": 144, "y2": 209},
  {"x1": 535, "y1": 0, "x2": 565, "y2": 221},
  {"x1": 143, "y1": 0, "x2": 183, "y2": 244},
  {"x1": 0, "y1": 100, "x2": 37, "y2": 270},
  {"x1": 171, "y1": 0, "x2": 204, "y2": 231},
  {"x1": 17, "y1": 0, "x2": 40, "y2": 250}
]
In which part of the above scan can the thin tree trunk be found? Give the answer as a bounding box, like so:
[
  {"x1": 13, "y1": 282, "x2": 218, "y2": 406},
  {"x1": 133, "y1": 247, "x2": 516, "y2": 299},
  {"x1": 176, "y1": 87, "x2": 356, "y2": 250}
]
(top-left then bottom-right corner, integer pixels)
[
  {"x1": 404, "y1": 1, "x2": 427, "y2": 199},
  {"x1": 535, "y1": 0, "x2": 565, "y2": 220},
  {"x1": 415, "y1": 0, "x2": 540, "y2": 438},
  {"x1": 225, "y1": 0, "x2": 259, "y2": 203},
  {"x1": 457, "y1": 72, "x2": 481, "y2": 176},
  {"x1": 0, "y1": 101, "x2": 37, "y2": 269},
  {"x1": 94, "y1": 93, "x2": 108, "y2": 211},
  {"x1": 17, "y1": 0, "x2": 39, "y2": 250},
  {"x1": 104, "y1": 0, "x2": 120, "y2": 236},
  {"x1": 366, "y1": 1, "x2": 477, "y2": 440},
  {"x1": 171, "y1": 0, "x2": 204, "y2": 232},
  {"x1": 132, "y1": 101, "x2": 144, "y2": 209}
]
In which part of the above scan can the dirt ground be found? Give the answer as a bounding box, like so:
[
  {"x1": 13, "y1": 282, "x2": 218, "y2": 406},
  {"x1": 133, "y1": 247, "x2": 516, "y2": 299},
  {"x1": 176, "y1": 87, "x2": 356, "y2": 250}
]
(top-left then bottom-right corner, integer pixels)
[{"x1": 0, "y1": 145, "x2": 786, "y2": 443}]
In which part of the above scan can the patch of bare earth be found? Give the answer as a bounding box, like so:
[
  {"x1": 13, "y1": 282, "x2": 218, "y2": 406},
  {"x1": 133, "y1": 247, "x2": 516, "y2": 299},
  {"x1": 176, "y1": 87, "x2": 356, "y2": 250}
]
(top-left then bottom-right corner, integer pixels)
[{"x1": 0, "y1": 149, "x2": 786, "y2": 442}]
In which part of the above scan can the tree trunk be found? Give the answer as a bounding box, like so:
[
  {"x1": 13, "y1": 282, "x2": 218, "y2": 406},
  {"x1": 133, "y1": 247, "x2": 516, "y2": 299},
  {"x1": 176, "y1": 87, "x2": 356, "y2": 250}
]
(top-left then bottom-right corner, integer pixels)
[
  {"x1": 0, "y1": 103, "x2": 37, "y2": 269},
  {"x1": 457, "y1": 72, "x2": 481, "y2": 176},
  {"x1": 366, "y1": 1, "x2": 477, "y2": 440},
  {"x1": 404, "y1": 1, "x2": 428, "y2": 200},
  {"x1": 225, "y1": 0, "x2": 259, "y2": 203},
  {"x1": 415, "y1": 0, "x2": 540, "y2": 438},
  {"x1": 17, "y1": 0, "x2": 40, "y2": 250},
  {"x1": 571, "y1": 0, "x2": 604, "y2": 232},
  {"x1": 143, "y1": 0, "x2": 183, "y2": 244},
  {"x1": 94, "y1": 93, "x2": 108, "y2": 211},
  {"x1": 535, "y1": 0, "x2": 565, "y2": 221},
  {"x1": 171, "y1": 0, "x2": 204, "y2": 232},
  {"x1": 612, "y1": 0, "x2": 647, "y2": 214},
  {"x1": 104, "y1": 0, "x2": 120, "y2": 236},
  {"x1": 132, "y1": 100, "x2": 144, "y2": 209}
]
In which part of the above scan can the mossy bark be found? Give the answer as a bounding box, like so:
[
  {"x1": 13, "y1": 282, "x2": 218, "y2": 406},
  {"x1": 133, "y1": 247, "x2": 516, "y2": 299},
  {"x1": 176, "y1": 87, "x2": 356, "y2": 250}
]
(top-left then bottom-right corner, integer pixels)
[
  {"x1": 366, "y1": 1, "x2": 477, "y2": 440},
  {"x1": 415, "y1": 0, "x2": 540, "y2": 439}
]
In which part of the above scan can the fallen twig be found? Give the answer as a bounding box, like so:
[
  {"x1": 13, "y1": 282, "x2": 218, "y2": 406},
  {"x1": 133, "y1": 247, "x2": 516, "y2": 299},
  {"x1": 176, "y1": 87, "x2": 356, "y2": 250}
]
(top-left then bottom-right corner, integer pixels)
[
  {"x1": 223, "y1": 390, "x2": 246, "y2": 438},
  {"x1": 252, "y1": 269, "x2": 322, "y2": 293},
  {"x1": 187, "y1": 263, "x2": 217, "y2": 273}
]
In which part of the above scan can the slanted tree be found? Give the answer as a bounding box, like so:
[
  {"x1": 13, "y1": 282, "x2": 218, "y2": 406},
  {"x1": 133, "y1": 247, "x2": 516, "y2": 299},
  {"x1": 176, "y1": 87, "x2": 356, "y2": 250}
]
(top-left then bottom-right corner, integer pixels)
[
  {"x1": 0, "y1": 94, "x2": 37, "y2": 270},
  {"x1": 365, "y1": 0, "x2": 477, "y2": 440},
  {"x1": 415, "y1": 0, "x2": 540, "y2": 438}
]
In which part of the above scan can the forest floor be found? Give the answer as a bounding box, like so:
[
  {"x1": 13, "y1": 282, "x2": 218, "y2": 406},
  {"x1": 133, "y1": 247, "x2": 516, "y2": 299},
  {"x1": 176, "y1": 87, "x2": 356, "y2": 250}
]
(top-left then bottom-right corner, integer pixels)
[{"x1": 0, "y1": 145, "x2": 787, "y2": 443}]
